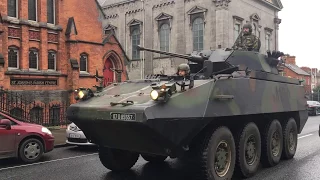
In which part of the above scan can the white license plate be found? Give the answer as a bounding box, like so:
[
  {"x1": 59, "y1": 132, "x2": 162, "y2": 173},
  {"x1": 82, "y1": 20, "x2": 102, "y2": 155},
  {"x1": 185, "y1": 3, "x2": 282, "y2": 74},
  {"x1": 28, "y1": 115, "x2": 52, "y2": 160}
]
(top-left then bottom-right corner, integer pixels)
[{"x1": 69, "y1": 133, "x2": 81, "y2": 138}]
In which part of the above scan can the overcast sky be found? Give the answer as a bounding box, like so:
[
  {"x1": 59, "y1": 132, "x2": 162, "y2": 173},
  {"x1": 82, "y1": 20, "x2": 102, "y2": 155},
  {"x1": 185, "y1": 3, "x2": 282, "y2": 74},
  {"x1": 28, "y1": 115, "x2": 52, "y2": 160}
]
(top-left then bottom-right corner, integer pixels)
[{"x1": 278, "y1": 0, "x2": 319, "y2": 68}]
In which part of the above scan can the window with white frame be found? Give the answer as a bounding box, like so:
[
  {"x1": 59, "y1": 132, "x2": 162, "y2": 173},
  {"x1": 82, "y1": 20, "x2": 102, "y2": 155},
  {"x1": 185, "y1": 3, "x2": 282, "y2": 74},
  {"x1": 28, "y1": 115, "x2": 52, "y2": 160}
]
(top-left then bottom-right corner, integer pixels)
[
  {"x1": 48, "y1": 51, "x2": 56, "y2": 70},
  {"x1": 8, "y1": 46, "x2": 19, "y2": 69},
  {"x1": 234, "y1": 23, "x2": 240, "y2": 41},
  {"x1": 47, "y1": 0, "x2": 55, "y2": 24},
  {"x1": 265, "y1": 33, "x2": 271, "y2": 51},
  {"x1": 80, "y1": 53, "x2": 88, "y2": 72},
  {"x1": 192, "y1": 17, "x2": 204, "y2": 51},
  {"x1": 29, "y1": 48, "x2": 39, "y2": 70},
  {"x1": 28, "y1": 0, "x2": 37, "y2": 21},
  {"x1": 7, "y1": 0, "x2": 18, "y2": 18},
  {"x1": 159, "y1": 23, "x2": 170, "y2": 53},
  {"x1": 131, "y1": 27, "x2": 140, "y2": 60}
]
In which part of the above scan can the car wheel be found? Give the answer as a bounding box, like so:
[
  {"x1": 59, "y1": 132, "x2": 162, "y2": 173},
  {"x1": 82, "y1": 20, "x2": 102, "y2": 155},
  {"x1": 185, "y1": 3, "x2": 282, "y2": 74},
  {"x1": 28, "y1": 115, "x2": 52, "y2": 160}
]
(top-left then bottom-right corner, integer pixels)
[{"x1": 19, "y1": 138, "x2": 44, "y2": 163}]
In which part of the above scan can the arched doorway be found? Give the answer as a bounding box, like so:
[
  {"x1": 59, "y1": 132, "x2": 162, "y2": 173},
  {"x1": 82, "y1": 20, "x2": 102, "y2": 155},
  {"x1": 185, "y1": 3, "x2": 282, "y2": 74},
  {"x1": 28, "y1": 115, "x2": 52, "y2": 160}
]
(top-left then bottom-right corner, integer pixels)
[
  {"x1": 103, "y1": 58, "x2": 114, "y2": 87},
  {"x1": 103, "y1": 53, "x2": 122, "y2": 87}
]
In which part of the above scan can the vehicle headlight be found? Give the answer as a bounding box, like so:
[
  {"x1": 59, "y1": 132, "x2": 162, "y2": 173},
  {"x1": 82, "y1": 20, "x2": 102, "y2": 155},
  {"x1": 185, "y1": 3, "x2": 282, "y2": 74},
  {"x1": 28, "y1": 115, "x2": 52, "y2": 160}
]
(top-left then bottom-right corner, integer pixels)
[
  {"x1": 42, "y1": 127, "x2": 52, "y2": 135},
  {"x1": 78, "y1": 91, "x2": 85, "y2": 99},
  {"x1": 150, "y1": 90, "x2": 159, "y2": 100}
]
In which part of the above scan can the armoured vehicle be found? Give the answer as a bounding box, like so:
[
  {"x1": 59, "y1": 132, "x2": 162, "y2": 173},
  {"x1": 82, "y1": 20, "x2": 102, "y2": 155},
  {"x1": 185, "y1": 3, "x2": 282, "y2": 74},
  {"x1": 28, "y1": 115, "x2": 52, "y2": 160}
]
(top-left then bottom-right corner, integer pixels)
[{"x1": 66, "y1": 45, "x2": 308, "y2": 179}]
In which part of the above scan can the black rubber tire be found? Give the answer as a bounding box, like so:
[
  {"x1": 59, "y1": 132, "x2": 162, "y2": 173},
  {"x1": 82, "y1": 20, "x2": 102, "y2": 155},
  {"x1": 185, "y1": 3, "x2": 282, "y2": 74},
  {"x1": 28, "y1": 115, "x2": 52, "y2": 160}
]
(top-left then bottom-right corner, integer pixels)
[
  {"x1": 235, "y1": 122, "x2": 261, "y2": 178},
  {"x1": 282, "y1": 118, "x2": 298, "y2": 160},
  {"x1": 196, "y1": 126, "x2": 236, "y2": 180},
  {"x1": 261, "y1": 119, "x2": 283, "y2": 167},
  {"x1": 98, "y1": 147, "x2": 139, "y2": 172},
  {"x1": 18, "y1": 138, "x2": 44, "y2": 163},
  {"x1": 141, "y1": 154, "x2": 167, "y2": 163}
]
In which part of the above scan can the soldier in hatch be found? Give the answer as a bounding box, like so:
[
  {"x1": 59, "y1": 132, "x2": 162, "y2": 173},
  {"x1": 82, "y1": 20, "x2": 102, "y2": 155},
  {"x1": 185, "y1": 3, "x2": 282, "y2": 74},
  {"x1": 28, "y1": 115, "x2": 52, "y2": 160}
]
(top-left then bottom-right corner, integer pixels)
[
  {"x1": 233, "y1": 23, "x2": 261, "y2": 52},
  {"x1": 177, "y1": 63, "x2": 190, "y2": 77}
]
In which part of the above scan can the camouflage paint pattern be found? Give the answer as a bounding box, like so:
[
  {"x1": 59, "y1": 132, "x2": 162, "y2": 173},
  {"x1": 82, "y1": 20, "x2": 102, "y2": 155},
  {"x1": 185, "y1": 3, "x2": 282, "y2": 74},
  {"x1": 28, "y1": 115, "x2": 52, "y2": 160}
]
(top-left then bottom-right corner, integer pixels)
[{"x1": 66, "y1": 48, "x2": 308, "y2": 157}]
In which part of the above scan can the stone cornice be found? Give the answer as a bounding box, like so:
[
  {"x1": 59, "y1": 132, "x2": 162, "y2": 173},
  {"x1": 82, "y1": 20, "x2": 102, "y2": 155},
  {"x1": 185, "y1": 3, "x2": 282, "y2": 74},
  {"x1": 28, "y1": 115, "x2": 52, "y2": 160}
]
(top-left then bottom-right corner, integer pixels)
[{"x1": 103, "y1": 0, "x2": 137, "y2": 9}]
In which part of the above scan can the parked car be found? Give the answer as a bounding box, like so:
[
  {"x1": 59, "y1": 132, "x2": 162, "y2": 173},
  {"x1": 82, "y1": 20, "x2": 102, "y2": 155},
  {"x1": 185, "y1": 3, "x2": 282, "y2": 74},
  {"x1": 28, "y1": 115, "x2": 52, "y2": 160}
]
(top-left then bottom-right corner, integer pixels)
[
  {"x1": 66, "y1": 123, "x2": 95, "y2": 146},
  {"x1": 0, "y1": 112, "x2": 54, "y2": 163},
  {"x1": 307, "y1": 100, "x2": 320, "y2": 116}
]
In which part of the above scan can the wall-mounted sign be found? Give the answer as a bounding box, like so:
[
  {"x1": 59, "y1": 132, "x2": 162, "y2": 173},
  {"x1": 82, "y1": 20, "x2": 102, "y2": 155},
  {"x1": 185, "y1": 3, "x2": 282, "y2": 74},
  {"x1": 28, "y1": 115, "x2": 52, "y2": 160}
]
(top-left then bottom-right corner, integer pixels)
[{"x1": 10, "y1": 78, "x2": 58, "y2": 86}]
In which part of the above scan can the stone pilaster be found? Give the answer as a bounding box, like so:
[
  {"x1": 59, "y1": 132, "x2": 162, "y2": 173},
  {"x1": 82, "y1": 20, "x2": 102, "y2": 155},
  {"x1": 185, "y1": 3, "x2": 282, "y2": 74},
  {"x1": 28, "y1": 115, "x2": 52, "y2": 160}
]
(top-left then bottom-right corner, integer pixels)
[
  {"x1": 274, "y1": 17, "x2": 281, "y2": 51},
  {"x1": 173, "y1": 0, "x2": 186, "y2": 66},
  {"x1": 143, "y1": 0, "x2": 153, "y2": 75},
  {"x1": 213, "y1": 0, "x2": 231, "y2": 48}
]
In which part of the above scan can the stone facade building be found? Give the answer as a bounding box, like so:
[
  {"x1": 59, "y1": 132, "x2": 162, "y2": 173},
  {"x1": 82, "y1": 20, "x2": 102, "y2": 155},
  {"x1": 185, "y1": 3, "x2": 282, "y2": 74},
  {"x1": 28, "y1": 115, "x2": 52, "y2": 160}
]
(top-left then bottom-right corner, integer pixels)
[
  {"x1": 100, "y1": 0, "x2": 283, "y2": 79},
  {"x1": 0, "y1": 0, "x2": 129, "y2": 123}
]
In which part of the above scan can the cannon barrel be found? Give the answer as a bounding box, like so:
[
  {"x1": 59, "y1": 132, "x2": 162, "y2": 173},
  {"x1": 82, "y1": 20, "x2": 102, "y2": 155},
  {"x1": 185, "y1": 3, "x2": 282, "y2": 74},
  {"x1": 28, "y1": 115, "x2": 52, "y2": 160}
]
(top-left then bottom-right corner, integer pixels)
[{"x1": 137, "y1": 45, "x2": 207, "y2": 64}]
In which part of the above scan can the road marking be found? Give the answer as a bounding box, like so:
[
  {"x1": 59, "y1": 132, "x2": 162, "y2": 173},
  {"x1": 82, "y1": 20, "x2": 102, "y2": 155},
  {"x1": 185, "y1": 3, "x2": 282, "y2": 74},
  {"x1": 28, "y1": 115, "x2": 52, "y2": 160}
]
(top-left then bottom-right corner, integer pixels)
[
  {"x1": 298, "y1": 134, "x2": 313, "y2": 139},
  {"x1": 0, "y1": 153, "x2": 98, "y2": 171}
]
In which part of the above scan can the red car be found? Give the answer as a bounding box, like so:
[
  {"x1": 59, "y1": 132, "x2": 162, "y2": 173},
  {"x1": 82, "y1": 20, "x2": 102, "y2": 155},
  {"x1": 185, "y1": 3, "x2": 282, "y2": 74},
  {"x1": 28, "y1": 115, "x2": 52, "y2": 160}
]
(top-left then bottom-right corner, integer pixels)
[{"x1": 0, "y1": 112, "x2": 54, "y2": 163}]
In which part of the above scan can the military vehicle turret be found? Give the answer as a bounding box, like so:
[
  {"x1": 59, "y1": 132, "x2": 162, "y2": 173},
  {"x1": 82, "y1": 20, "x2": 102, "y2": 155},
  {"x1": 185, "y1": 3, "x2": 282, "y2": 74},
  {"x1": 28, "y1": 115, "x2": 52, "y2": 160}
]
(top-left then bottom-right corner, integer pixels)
[{"x1": 66, "y1": 45, "x2": 308, "y2": 180}]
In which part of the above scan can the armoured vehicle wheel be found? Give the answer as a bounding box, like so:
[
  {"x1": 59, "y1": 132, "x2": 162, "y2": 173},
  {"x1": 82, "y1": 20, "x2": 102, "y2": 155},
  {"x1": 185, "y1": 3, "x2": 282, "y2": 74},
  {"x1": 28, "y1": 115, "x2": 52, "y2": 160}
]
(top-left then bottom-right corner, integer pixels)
[
  {"x1": 98, "y1": 147, "x2": 139, "y2": 172},
  {"x1": 197, "y1": 126, "x2": 236, "y2": 180},
  {"x1": 235, "y1": 122, "x2": 261, "y2": 178},
  {"x1": 261, "y1": 119, "x2": 283, "y2": 167},
  {"x1": 282, "y1": 118, "x2": 298, "y2": 160},
  {"x1": 141, "y1": 154, "x2": 167, "y2": 163}
]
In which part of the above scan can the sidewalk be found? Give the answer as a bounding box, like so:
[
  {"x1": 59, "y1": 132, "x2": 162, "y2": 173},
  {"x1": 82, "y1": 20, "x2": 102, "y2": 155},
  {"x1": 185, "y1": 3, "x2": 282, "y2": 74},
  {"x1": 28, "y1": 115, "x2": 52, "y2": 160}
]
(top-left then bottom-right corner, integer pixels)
[{"x1": 49, "y1": 128, "x2": 70, "y2": 148}]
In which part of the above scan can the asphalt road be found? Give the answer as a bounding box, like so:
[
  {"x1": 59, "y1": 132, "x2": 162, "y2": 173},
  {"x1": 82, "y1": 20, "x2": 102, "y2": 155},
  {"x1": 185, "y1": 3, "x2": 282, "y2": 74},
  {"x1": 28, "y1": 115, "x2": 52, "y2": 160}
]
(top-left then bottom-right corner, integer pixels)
[{"x1": 1, "y1": 116, "x2": 320, "y2": 180}]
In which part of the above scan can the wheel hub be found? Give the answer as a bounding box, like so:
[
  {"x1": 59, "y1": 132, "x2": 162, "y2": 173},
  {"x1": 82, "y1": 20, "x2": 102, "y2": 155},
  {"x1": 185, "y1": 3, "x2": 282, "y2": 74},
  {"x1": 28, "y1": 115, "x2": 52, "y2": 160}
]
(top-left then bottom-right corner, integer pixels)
[
  {"x1": 271, "y1": 131, "x2": 280, "y2": 156},
  {"x1": 288, "y1": 129, "x2": 296, "y2": 151},
  {"x1": 245, "y1": 135, "x2": 257, "y2": 165},
  {"x1": 214, "y1": 141, "x2": 232, "y2": 177},
  {"x1": 24, "y1": 142, "x2": 40, "y2": 160}
]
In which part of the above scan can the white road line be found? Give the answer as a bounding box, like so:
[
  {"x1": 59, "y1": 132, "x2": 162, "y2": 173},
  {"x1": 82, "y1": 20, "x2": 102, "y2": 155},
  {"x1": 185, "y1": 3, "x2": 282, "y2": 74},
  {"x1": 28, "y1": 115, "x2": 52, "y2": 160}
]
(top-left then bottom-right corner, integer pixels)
[
  {"x1": 0, "y1": 153, "x2": 98, "y2": 171},
  {"x1": 298, "y1": 134, "x2": 313, "y2": 139}
]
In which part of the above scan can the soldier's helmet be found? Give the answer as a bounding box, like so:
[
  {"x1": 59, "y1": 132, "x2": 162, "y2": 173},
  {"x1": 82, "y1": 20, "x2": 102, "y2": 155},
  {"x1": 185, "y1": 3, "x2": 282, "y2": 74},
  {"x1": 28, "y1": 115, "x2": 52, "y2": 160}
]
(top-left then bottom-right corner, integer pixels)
[
  {"x1": 177, "y1": 63, "x2": 190, "y2": 74},
  {"x1": 243, "y1": 23, "x2": 252, "y2": 35}
]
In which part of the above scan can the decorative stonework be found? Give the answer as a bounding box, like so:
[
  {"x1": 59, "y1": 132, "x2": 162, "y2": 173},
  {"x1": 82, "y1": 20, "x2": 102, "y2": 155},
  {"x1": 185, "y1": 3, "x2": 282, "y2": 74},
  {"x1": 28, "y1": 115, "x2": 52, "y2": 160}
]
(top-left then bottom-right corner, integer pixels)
[
  {"x1": 250, "y1": 13, "x2": 261, "y2": 21},
  {"x1": 103, "y1": 0, "x2": 137, "y2": 10},
  {"x1": 213, "y1": 0, "x2": 231, "y2": 9},
  {"x1": 8, "y1": 26, "x2": 21, "y2": 39},
  {"x1": 106, "y1": 14, "x2": 118, "y2": 19},
  {"x1": 125, "y1": 8, "x2": 144, "y2": 15},
  {"x1": 187, "y1": 6, "x2": 208, "y2": 27},
  {"x1": 155, "y1": 12, "x2": 173, "y2": 30},
  {"x1": 152, "y1": 1, "x2": 175, "y2": 9},
  {"x1": 29, "y1": 29, "x2": 40, "y2": 41},
  {"x1": 48, "y1": 32, "x2": 59, "y2": 43},
  {"x1": 274, "y1": 17, "x2": 281, "y2": 30}
]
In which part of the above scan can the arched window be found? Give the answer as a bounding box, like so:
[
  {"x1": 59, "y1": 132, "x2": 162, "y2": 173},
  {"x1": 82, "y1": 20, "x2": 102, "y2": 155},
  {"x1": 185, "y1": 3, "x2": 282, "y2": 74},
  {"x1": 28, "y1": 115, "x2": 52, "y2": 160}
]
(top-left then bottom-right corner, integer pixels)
[
  {"x1": 29, "y1": 107, "x2": 43, "y2": 124},
  {"x1": 131, "y1": 28, "x2": 140, "y2": 59},
  {"x1": 8, "y1": 46, "x2": 19, "y2": 69},
  {"x1": 10, "y1": 107, "x2": 24, "y2": 120},
  {"x1": 48, "y1": 50, "x2": 56, "y2": 70},
  {"x1": 159, "y1": 23, "x2": 170, "y2": 53},
  {"x1": 80, "y1": 53, "x2": 88, "y2": 72},
  {"x1": 29, "y1": 48, "x2": 38, "y2": 70},
  {"x1": 192, "y1": 18, "x2": 204, "y2": 51},
  {"x1": 49, "y1": 105, "x2": 60, "y2": 126}
]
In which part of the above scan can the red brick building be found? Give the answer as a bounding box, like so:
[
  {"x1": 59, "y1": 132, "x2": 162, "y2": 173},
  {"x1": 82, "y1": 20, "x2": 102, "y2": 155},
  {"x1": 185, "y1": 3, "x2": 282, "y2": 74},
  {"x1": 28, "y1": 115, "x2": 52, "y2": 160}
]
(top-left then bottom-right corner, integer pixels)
[
  {"x1": 281, "y1": 55, "x2": 311, "y2": 94},
  {"x1": 0, "y1": 0, "x2": 129, "y2": 124}
]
